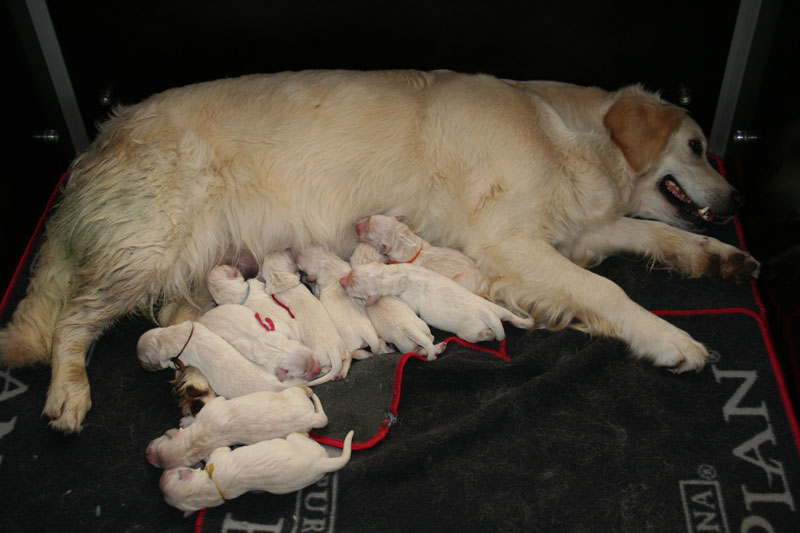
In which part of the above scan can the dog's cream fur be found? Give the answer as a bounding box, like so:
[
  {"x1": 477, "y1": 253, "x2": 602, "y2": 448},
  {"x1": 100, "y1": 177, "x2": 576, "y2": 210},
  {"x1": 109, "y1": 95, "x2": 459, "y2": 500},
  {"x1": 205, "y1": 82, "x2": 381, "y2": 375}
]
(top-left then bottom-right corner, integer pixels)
[
  {"x1": 160, "y1": 430, "x2": 354, "y2": 514},
  {"x1": 349, "y1": 243, "x2": 444, "y2": 358},
  {"x1": 261, "y1": 250, "x2": 351, "y2": 384},
  {"x1": 295, "y1": 246, "x2": 388, "y2": 359},
  {"x1": 341, "y1": 262, "x2": 535, "y2": 342},
  {"x1": 0, "y1": 69, "x2": 759, "y2": 432},
  {"x1": 137, "y1": 321, "x2": 313, "y2": 397},
  {"x1": 356, "y1": 215, "x2": 488, "y2": 294},
  {"x1": 147, "y1": 386, "x2": 328, "y2": 469}
]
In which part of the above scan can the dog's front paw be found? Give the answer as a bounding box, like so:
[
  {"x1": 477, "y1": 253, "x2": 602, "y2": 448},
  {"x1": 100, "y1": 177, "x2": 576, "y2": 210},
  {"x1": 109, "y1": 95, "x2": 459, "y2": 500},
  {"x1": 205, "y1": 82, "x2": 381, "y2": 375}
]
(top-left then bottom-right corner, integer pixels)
[
  {"x1": 42, "y1": 375, "x2": 92, "y2": 433},
  {"x1": 706, "y1": 250, "x2": 760, "y2": 282},
  {"x1": 635, "y1": 325, "x2": 708, "y2": 373}
]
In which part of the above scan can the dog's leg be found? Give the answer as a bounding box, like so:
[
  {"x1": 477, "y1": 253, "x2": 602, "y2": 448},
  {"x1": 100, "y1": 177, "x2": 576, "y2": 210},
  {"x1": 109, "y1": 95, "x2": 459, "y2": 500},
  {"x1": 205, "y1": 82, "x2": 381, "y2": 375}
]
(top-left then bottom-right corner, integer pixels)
[
  {"x1": 474, "y1": 236, "x2": 708, "y2": 372},
  {"x1": 568, "y1": 218, "x2": 760, "y2": 280}
]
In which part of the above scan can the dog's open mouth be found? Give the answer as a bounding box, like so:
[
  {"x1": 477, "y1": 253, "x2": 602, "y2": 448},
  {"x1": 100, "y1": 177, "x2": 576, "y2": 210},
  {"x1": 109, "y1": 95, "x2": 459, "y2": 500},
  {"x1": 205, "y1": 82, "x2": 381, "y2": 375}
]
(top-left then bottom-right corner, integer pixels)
[{"x1": 659, "y1": 175, "x2": 714, "y2": 223}]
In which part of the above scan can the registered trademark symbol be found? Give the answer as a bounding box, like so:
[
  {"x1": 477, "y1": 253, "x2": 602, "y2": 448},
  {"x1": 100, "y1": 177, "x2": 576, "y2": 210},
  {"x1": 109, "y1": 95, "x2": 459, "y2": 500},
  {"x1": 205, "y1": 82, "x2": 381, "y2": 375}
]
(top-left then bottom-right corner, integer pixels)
[
  {"x1": 698, "y1": 464, "x2": 717, "y2": 480},
  {"x1": 707, "y1": 350, "x2": 721, "y2": 364}
]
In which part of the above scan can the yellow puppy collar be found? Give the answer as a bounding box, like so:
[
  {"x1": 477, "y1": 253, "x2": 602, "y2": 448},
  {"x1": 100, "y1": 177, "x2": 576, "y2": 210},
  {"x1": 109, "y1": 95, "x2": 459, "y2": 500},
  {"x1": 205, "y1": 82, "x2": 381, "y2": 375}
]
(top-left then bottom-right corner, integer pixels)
[{"x1": 204, "y1": 463, "x2": 226, "y2": 501}]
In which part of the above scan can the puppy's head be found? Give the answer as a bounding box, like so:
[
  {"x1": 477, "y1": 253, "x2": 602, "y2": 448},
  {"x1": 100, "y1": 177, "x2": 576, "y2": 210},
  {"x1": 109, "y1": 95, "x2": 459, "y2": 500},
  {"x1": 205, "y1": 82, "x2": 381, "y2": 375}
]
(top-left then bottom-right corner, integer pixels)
[
  {"x1": 147, "y1": 428, "x2": 188, "y2": 469},
  {"x1": 349, "y1": 242, "x2": 388, "y2": 267},
  {"x1": 160, "y1": 466, "x2": 223, "y2": 514},
  {"x1": 136, "y1": 321, "x2": 194, "y2": 371},
  {"x1": 276, "y1": 343, "x2": 323, "y2": 382},
  {"x1": 355, "y1": 215, "x2": 413, "y2": 255},
  {"x1": 207, "y1": 265, "x2": 248, "y2": 304},
  {"x1": 261, "y1": 250, "x2": 301, "y2": 292},
  {"x1": 605, "y1": 87, "x2": 743, "y2": 230},
  {"x1": 339, "y1": 263, "x2": 407, "y2": 305}
]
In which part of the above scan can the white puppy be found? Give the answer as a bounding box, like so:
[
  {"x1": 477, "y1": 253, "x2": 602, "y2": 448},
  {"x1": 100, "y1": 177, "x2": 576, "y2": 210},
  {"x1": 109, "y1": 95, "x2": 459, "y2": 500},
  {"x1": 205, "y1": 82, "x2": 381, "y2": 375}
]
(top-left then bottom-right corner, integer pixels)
[
  {"x1": 206, "y1": 265, "x2": 300, "y2": 339},
  {"x1": 137, "y1": 321, "x2": 316, "y2": 397},
  {"x1": 261, "y1": 250, "x2": 350, "y2": 384},
  {"x1": 356, "y1": 214, "x2": 488, "y2": 294},
  {"x1": 349, "y1": 243, "x2": 444, "y2": 359},
  {"x1": 198, "y1": 303, "x2": 320, "y2": 383},
  {"x1": 294, "y1": 246, "x2": 388, "y2": 360},
  {"x1": 341, "y1": 262, "x2": 534, "y2": 343},
  {"x1": 147, "y1": 386, "x2": 329, "y2": 469},
  {"x1": 160, "y1": 430, "x2": 354, "y2": 514}
]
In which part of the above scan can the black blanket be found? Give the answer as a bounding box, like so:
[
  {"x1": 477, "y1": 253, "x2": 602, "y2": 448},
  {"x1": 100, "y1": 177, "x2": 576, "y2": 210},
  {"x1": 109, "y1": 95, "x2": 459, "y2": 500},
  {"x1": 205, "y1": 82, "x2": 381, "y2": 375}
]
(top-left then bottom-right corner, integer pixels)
[{"x1": 1, "y1": 161, "x2": 799, "y2": 532}]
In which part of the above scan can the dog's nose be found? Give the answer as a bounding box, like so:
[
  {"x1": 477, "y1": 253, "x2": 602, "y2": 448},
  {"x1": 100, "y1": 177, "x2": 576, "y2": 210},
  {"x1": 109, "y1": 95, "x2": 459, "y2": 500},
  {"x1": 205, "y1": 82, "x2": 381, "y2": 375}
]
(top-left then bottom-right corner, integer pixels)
[
  {"x1": 339, "y1": 275, "x2": 350, "y2": 290},
  {"x1": 309, "y1": 357, "x2": 322, "y2": 379},
  {"x1": 731, "y1": 189, "x2": 745, "y2": 210}
]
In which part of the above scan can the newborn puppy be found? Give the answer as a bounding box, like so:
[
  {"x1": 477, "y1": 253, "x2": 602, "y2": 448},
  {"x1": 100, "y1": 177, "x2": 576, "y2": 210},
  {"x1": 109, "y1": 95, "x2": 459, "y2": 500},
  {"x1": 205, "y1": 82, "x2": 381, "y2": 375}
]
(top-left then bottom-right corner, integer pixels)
[
  {"x1": 160, "y1": 430, "x2": 354, "y2": 514},
  {"x1": 137, "y1": 321, "x2": 315, "y2": 398},
  {"x1": 198, "y1": 303, "x2": 320, "y2": 382},
  {"x1": 206, "y1": 265, "x2": 300, "y2": 339},
  {"x1": 356, "y1": 214, "x2": 488, "y2": 294},
  {"x1": 262, "y1": 250, "x2": 350, "y2": 384},
  {"x1": 295, "y1": 246, "x2": 387, "y2": 360},
  {"x1": 172, "y1": 366, "x2": 217, "y2": 416},
  {"x1": 341, "y1": 262, "x2": 534, "y2": 343},
  {"x1": 349, "y1": 243, "x2": 444, "y2": 359},
  {"x1": 147, "y1": 386, "x2": 329, "y2": 469}
]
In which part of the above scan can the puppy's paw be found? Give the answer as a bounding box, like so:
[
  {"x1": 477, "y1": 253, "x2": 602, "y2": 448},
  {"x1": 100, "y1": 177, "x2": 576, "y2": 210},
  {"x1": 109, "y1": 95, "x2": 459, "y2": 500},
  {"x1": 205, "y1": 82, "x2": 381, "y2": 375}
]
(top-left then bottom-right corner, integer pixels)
[{"x1": 42, "y1": 376, "x2": 92, "y2": 433}]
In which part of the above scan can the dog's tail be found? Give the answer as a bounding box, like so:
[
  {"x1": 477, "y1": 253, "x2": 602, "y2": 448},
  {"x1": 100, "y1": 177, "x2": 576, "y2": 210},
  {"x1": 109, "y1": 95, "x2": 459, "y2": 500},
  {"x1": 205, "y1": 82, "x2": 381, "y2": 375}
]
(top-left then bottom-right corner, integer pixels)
[
  {"x1": 0, "y1": 236, "x2": 74, "y2": 366},
  {"x1": 326, "y1": 430, "x2": 355, "y2": 472}
]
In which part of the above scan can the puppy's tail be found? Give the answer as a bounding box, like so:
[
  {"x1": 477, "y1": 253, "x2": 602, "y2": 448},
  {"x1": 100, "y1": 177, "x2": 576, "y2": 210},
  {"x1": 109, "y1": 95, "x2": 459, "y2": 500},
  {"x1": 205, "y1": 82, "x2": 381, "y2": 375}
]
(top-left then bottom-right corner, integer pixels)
[
  {"x1": 0, "y1": 236, "x2": 74, "y2": 366},
  {"x1": 327, "y1": 430, "x2": 355, "y2": 472}
]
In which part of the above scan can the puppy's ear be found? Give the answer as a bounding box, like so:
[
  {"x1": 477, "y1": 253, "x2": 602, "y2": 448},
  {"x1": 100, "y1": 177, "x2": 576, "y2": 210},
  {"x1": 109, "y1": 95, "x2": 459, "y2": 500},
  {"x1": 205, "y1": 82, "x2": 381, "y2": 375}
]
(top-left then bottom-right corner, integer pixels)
[{"x1": 604, "y1": 93, "x2": 684, "y2": 174}]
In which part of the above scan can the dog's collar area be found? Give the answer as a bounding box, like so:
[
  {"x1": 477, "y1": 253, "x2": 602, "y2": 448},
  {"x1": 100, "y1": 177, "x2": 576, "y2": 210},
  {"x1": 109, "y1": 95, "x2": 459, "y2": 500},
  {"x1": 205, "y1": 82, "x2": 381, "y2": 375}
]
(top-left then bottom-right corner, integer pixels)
[
  {"x1": 389, "y1": 243, "x2": 423, "y2": 264},
  {"x1": 170, "y1": 323, "x2": 195, "y2": 371},
  {"x1": 659, "y1": 176, "x2": 714, "y2": 223},
  {"x1": 204, "y1": 463, "x2": 226, "y2": 501},
  {"x1": 238, "y1": 283, "x2": 251, "y2": 305}
]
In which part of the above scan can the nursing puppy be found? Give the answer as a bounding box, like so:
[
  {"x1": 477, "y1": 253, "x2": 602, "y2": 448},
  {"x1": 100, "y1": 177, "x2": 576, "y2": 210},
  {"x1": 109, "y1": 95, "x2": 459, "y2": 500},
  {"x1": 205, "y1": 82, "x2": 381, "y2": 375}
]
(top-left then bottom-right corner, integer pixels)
[
  {"x1": 206, "y1": 265, "x2": 300, "y2": 339},
  {"x1": 349, "y1": 243, "x2": 444, "y2": 359},
  {"x1": 294, "y1": 246, "x2": 387, "y2": 360},
  {"x1": 342, "y1": 262, "x2": 533, "y2": 343},
  {"x1": 261, "y1": 250, "x2": 350, "y2": 383},
  {"x1": 356, "y1": 215, "x2": 488, "y2": 294},
  {"x1": 0, "y1": 70, "x2": 759, "y2": 432},
  {"x1": 161, "y1": 430, "x2": 354, "y2": 514},
  {"x1": 147, "y1": 386, "x2": 328, "y2": 469},
  {"x1": 137, "y1": 321, "x2": 316, "y2": 398},
  {"x1": 197, "y1": 303, "x2": 319, "y2": 382}
]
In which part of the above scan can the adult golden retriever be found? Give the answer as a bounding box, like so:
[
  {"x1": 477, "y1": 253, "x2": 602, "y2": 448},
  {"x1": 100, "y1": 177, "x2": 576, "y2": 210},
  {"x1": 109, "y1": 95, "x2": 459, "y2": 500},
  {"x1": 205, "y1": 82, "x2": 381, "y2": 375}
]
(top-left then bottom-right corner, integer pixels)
[{"x1": 0, "y1": 69, "x2": 758, "y2": 433}]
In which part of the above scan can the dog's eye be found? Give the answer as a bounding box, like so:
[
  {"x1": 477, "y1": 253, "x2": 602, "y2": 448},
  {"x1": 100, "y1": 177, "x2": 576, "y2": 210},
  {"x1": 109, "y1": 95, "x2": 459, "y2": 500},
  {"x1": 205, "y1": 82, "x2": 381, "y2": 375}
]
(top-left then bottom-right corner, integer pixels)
[{"x1": 688, "y1": 139, "x2": 704, "y2": 157}]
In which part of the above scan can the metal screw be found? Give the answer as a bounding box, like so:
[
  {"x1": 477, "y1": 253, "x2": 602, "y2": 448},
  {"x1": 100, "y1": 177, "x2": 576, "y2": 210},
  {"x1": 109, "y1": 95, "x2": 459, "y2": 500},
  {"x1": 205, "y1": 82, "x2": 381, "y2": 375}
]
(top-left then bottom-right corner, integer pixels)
[
  {"x1": 32, "y1": 129, "x2": 59, "y2": 144},
  {"x1": 733, "y1": 130, "x2": 760, "y2": 144},
  {"x1": 677, "y1": 83, "x2": 693, "y2": 107}
]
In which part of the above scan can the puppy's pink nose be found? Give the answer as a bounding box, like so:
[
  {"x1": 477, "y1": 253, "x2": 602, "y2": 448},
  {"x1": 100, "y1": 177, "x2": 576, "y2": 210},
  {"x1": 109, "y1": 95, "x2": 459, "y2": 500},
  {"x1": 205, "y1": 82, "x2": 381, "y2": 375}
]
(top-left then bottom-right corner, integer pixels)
[
  {"x1": 309, "y1": 357, "x2": 322, "y2": 378},
  {"x1": 146, "y1": 442, "x2": 160, "y2": 467},
  {"x1": 339, "y1": 274, "x2": 350, "y2": 291},
  {"x1": 355, "y1": 219, "x2": 369, "y2": 238}
]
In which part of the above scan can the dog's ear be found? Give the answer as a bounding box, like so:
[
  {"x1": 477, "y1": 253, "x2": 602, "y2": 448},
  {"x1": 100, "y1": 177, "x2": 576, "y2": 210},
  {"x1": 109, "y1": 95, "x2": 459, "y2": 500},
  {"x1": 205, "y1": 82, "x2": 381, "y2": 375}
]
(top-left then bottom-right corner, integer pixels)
[{"x1": 604, "y1": 93, "x2": 684, "y2": 174}]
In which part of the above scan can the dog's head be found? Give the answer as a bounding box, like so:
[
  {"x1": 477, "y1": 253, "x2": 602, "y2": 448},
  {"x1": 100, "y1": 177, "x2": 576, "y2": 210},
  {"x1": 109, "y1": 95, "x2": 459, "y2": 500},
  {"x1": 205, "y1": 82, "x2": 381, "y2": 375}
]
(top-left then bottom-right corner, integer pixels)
[
  {"x1": 160, "y1": 465, "x2": 224, "y2": 514},
  {"x1": 605, "y1": 88, "x2": 743, "y2": 230},
  {"x1": 339, "y1": 263, "x2": 407, "y2": 305},
  {"x1": 206, "y1": 265, "x2": 248, "y2": 304},
  {"x1": 355, "y1": 215, "x2": 415, "y2": 255}
]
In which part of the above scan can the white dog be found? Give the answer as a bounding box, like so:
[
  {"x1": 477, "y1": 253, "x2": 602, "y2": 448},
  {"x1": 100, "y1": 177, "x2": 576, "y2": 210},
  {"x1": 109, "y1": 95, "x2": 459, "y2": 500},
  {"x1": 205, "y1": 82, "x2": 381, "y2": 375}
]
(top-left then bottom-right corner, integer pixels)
[
  {"x1": 147, "y1": 386, "x2": 328, "y2": 469},
  {"x1": 349, "y1": 243, "x2": 444, "y2": 359},
  {"x1": 341, "y1": 262, "x2": 534, "y2": 343},
  {"x1": 197, "y1": 303, "x2": 320, "y2": 383},
  {"x1": 0, "y1": 70, "x2": 759, "y2": 432},
  {"x1": 137, "y1": 321, "x2": 316, "y2": 397},
  {"x1": 206, "y1": 265, "x2": 300, "y2": 339},
  {"x1": 261, "y1": 250, "x2": 350, "y2": 384},
  {"x1": 294, "y1": 246, "x2": 388, "y2": 360},
  {"x1": 160, "y1": 430, "x2": 354, "y2": 514},
  {"x1": 356, "y1": 215, "x2": 488, "y2": 294}
]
